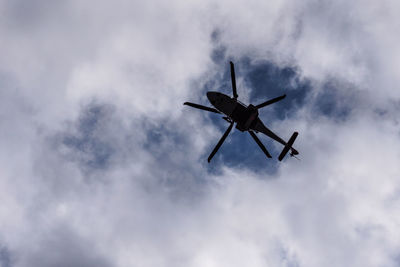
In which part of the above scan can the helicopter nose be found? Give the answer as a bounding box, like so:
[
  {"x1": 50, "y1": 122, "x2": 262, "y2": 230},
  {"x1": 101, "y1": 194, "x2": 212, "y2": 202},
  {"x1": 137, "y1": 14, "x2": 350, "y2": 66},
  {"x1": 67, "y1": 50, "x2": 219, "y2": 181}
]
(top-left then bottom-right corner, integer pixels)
[{"x1": 207, "y1": 91, "x2": 218, "y2": 104}]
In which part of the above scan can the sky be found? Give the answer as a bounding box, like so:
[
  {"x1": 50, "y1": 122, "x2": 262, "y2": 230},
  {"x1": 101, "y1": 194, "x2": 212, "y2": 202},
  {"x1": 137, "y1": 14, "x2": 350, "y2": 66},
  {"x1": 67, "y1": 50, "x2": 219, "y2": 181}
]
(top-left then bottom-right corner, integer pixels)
[{"x1": 1, "y1": 0, "x2": 400, "y2": 266}]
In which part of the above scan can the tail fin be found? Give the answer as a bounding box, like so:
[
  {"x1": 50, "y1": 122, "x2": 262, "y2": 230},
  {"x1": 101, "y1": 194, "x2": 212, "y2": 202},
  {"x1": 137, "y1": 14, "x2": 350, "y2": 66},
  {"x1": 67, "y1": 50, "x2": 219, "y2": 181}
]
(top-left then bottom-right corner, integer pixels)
[{"x1": 278, "y1": 132, "x2": 299, "y2": 161}]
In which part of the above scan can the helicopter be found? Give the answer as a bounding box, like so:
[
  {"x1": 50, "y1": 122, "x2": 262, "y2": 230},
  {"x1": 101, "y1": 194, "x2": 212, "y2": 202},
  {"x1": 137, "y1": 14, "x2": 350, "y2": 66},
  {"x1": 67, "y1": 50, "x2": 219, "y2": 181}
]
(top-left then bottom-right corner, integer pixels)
[{"x1": 184, "y1": 61, "x2": 299, "y2": 162}]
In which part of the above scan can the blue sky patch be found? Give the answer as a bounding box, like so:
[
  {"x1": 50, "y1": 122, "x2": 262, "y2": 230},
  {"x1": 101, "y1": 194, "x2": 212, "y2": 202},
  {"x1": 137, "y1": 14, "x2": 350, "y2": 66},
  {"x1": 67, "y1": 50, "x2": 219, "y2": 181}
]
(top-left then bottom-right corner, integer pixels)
[
  {"x1": 59, "y1": 103, "x2": 115, "y2": 171},
  {"x1": 312, "y1": 80, "x2": 356, "y2": 121}
]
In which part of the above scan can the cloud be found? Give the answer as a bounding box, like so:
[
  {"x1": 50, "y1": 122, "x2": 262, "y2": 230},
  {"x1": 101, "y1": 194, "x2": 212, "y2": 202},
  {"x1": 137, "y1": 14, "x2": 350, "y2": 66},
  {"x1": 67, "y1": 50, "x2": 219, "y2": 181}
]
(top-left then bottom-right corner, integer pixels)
[
  {"x1": 0, "y1": 245, "x2": 12, "y2": 267},
  {"x1": 17, "y1": 225, "x2": 112, "y2": 267},
  {"x1": 1, "y1": 0, "x2": 400, "y2": 267}
]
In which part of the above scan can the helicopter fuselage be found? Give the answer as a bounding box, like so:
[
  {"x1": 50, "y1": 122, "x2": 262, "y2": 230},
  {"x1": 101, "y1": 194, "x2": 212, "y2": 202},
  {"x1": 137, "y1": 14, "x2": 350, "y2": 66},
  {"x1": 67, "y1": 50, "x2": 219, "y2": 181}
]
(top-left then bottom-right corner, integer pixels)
[{"x1": 207, "y1": 91, "x2": 259, "y2": 132}]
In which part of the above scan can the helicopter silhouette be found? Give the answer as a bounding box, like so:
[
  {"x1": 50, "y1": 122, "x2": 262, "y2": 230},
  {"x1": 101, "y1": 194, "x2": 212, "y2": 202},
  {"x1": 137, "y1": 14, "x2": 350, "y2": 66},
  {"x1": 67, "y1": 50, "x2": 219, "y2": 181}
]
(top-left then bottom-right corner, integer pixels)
[{"x1": 184, "y1": 61, "x2": 299, "y2": 162}]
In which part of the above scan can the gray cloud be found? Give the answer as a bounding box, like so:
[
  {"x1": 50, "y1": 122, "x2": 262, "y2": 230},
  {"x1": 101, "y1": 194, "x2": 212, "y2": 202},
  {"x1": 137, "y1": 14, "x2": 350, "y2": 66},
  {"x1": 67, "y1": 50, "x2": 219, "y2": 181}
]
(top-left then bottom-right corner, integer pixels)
[
  {"x1": 16, "y1": 225, "x2": 112, "y2": 267},
  {"x1": 0, "y1": 245, "x2": 12, "y2": 267}
]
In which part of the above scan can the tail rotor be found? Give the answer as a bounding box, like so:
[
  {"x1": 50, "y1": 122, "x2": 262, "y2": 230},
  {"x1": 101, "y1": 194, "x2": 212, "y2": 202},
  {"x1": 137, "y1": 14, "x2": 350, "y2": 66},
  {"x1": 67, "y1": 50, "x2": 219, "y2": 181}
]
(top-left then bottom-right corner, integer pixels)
[{"x1": 278, "y1": 132, "x2": 299, "y2": 161}]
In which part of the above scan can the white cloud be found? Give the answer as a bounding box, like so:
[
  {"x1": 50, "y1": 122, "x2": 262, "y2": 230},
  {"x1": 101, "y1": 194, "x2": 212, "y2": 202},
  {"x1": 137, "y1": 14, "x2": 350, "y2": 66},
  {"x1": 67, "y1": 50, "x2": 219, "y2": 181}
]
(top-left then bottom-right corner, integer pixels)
[{"x1": 1, "y1": 0, "x2": 400, "y2": 267}]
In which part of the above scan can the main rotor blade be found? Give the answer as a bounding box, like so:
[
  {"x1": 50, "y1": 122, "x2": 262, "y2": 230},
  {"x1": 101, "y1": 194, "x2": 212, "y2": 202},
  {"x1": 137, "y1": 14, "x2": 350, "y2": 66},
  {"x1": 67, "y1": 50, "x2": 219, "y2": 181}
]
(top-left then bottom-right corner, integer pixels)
[
  {"x1": 184, "y1": 102, "x2": 221, "y2": 114},
  {"x1": 208, "y1": 122, "x2": 234, "y2": 162},
  {"x1": 255, "y1": 94, "x2": 286, "y2": 109},
  {"x1": 230, "y1": 61, "x2": 238, "y2": 99},
  {"x1": 249, "y1": 131, "x2": 272, "y2": 158}
]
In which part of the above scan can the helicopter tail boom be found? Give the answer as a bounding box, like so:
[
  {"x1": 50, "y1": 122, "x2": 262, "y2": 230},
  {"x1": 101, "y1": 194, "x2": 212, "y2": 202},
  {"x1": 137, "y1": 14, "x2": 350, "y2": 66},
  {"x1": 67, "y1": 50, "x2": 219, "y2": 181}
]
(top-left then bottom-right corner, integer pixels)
[{"x1": 278, "y1": 132, "x2": 299, "y2": 161}]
